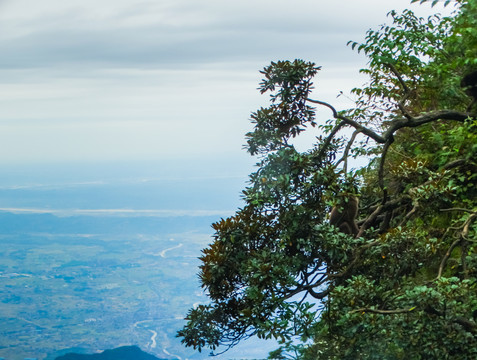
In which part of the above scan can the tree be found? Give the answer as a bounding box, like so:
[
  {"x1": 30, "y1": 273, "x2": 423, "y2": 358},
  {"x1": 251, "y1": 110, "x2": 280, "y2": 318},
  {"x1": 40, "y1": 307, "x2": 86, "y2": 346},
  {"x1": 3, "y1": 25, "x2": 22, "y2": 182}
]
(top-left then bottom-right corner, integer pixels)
[{"x1": 178, "y1": 1, "x2": 477, "y2": 358}]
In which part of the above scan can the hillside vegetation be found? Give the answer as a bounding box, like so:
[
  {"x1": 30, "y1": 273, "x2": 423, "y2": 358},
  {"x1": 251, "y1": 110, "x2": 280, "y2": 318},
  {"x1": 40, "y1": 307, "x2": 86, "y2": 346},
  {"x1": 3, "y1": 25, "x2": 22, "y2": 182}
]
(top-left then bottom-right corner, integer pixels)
[
  {"x1": 55, "y1": 346, "x2": 161, "y2": 360},
  {"x1": 179, "y1": 1, "x2": 477, "y2": 358}
]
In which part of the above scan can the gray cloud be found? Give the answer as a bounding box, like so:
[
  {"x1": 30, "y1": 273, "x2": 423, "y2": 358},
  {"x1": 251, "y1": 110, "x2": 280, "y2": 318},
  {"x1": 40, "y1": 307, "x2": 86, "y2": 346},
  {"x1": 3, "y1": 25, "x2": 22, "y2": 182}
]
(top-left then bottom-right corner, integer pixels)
[
  {"x1": 0, "y1": 20, "x2": 353, "y2": 70},
  {"x1": 0, "y1": 0, "x2": 413, "y2": 71}
]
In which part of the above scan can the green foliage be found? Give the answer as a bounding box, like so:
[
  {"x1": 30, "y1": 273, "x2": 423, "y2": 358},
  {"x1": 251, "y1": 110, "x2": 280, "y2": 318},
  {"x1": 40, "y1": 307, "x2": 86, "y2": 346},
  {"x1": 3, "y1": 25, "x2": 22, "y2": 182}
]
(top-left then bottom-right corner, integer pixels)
[
  {"x1": 246, "y1": 60, "x2": 320, "y2": 155},
  {"x1": 178, "y1": 1, "x2": 477, "y2": 358}
]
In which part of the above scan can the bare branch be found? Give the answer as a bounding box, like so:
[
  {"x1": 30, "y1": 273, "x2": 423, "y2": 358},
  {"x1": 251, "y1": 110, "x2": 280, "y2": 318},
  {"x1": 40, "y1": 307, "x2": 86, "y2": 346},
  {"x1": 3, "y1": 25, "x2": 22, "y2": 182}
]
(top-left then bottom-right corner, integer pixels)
[
  {"x1": 305, "y1": 98, "x2": 339, "y2": 118},
  {"x1": 378, "y1": 137, "x2": 394, "y2": 204},
  {"x1": 336, "y1": 129, "x2": 361, "y2": 173},
  {"x1": 385, "y1": 63, "x2": 411, "y2": 95},
  {"x1": 336, "y1": 114, "x2": 387, "y2": 143},
  {"x1": 436, "y1": 208, "x2": 476, "y2": 279},
  {"x1": 397, "y1": 100, "x2": 413, "y2": 120},
  {"x1": 439, "y1": 208, "x2": 477, "y2": 242},
  {"x1": 351, "y1": 307, "x2": 416, "y2": 315},
  {"x1": 463, "y1": 213, "x2": 477, "y2": 240},
  {"x1": 357, "y1": 205, "x2": 384, "y2": 238},
  {"x1": 316, "y1": 120, "x2": 346, "y2": 161},
  {"x1": 353, "y1": 306, "x2": 477, "y2": 335},
  {"x1": 442, "y1": 159, "x2": 468, "y2": 170},
  {"x1": 382, "y1": 110, "x2": 470, "y2": 140},
  {"x1": 308, "y1": 96, "x2": 470, "y2": 148},
  {"x1": 437, "y1": 237, "x2": 461, "y2": 279},
  {"x1": 424, "y1": 306, "x2": 477, "y2": 335},
  {"x1": 384, "y1": 63, "x2": 415, "y2": 120},
  {"x1": 454, "y1": 317, "x2": 477, "y2": 334},
  {"x1": 399, "y1": 203, "x2": 419, "y2": 227},
  {"x1": 306, "y1": 98, "x2": 386, "y2": 143},
  {"x1": 308, "y1": 287, "x2": 331, "y2": 300},
  {"x1": 440, "y1": 208, "x2": 476, "y2": 214}
]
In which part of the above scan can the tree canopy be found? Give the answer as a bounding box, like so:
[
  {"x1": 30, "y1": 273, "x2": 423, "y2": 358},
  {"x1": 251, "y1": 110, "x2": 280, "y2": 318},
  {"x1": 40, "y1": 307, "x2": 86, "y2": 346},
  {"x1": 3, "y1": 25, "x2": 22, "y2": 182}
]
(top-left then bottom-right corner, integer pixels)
[{"x1": 178, "y1": 0, "x2": 477, "y2": 358}]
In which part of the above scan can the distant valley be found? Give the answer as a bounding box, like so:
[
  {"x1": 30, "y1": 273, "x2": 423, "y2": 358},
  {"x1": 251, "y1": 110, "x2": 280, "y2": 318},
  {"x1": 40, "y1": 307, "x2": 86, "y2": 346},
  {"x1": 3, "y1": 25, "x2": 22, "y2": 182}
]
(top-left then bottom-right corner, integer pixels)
[{"x1": 0, "y1": 164, "x2": 273, "y2": 360}]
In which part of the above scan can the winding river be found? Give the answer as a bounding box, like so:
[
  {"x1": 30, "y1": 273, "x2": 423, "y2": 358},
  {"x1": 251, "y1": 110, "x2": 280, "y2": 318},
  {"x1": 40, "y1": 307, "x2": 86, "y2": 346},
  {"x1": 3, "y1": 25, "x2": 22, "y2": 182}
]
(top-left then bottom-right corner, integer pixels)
[
  {"x1": 159, "y1": 243, "x2": 183, "y2": 258},
  {"x1": 133, "y1": 319, "x2": 182, "y2": 360},
  {"x1": 148, "y1": 329, "x2": 157, "y2": 349}
]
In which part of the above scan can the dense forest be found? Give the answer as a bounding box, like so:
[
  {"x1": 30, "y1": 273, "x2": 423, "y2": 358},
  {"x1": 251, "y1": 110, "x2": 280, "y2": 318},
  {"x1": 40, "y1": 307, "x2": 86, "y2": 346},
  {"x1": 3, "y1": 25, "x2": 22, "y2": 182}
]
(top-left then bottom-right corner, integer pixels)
[{"x1": 179, "y1": 0, "x2": 477, "y2": 358}]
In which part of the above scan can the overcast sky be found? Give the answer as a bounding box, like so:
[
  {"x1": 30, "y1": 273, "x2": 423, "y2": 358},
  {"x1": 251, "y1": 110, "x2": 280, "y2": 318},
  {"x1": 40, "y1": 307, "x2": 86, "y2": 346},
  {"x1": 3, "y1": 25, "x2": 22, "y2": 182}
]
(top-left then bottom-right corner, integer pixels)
[{"x1": 0, "y1": 0, "x2": 451, "y2": 168}]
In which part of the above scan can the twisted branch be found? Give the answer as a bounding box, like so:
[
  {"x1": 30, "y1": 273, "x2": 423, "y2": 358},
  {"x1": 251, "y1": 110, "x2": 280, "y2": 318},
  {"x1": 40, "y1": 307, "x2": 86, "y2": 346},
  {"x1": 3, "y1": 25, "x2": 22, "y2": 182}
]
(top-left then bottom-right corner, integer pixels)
[{"x1": 308, "y1": 96, "x2": 469, "y2": 145}]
